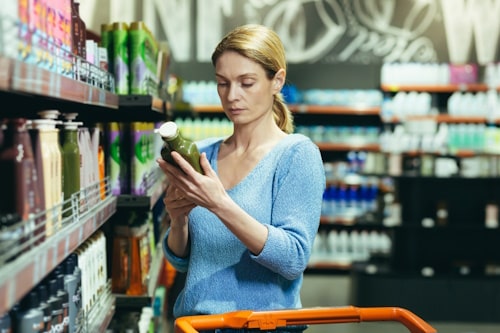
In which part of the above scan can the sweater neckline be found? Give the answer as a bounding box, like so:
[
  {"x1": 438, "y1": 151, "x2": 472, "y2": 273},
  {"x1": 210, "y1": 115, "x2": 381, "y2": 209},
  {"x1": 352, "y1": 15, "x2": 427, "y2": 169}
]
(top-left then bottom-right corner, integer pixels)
[{"x1": 211, "y1": 134, "x2": 297, "y2": 191}]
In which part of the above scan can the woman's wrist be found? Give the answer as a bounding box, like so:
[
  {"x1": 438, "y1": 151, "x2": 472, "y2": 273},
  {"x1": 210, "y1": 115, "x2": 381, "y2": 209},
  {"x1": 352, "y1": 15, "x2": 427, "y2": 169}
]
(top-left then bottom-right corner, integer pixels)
[{"x1": 169, "y1": 215, "x2": 189, "y2": 230}]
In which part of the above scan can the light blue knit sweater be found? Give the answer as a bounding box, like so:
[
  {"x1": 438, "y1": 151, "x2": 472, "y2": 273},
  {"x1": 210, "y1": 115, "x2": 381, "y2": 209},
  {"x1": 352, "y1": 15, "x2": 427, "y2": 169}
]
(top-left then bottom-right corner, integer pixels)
[{"x1": 163, "y1": 133, "x2": 325, "y2": 318}]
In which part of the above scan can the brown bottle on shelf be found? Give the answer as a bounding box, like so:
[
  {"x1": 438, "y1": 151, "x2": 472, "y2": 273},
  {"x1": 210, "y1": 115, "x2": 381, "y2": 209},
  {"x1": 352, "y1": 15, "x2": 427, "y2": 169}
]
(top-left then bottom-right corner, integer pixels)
[
  {"x1": 126, "y1": 226, "x2": 147, "y2": 296},
  {"x1": 0, "y1": 118, "x2": 41, "y2": 251},
  {"x1": 111, "y1": 224, "x2": 130, "y2": 294}
]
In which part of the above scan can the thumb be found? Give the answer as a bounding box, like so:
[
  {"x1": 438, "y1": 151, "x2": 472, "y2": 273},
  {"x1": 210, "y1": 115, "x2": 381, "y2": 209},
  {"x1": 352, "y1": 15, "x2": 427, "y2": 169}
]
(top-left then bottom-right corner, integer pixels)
[{"x1": 200, "y1": 152, "x2": 214, "y2": 176}]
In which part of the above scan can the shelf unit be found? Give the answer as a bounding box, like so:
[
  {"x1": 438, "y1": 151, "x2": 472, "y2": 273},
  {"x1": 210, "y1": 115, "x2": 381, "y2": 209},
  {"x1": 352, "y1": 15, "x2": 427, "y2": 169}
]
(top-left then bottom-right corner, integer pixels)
[
  {"x1": 0, "y1": 194, "x2": 116, "y2": 315},
  {"x1": 0, "y1": 55, "x2": 169, "y2": 329},
  {"x1": 380, "y1": 83, "x2": 499, "y2": 93},
  {"x1": 349, "y1": 82, "x2": 500, "y2": 322}
]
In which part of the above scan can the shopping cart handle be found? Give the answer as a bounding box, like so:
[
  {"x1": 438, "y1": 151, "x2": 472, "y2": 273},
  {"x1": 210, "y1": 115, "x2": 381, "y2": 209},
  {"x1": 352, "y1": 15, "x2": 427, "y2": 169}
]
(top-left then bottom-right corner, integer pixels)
[{"x1": 175, "y1": 306, "x2": 437, "y2": 333}]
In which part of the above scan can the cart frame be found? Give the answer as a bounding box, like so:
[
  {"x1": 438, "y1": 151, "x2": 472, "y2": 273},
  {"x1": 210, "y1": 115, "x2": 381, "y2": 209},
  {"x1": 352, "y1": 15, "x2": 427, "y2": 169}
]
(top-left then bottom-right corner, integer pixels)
[{"x1": 175, "y1": 306, "x2": 437, "y2": 333}]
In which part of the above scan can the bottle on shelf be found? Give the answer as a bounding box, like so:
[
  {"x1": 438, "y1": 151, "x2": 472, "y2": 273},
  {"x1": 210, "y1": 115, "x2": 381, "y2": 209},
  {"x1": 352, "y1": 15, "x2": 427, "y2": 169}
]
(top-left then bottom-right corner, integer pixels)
[
  {"x1": 37, "y1": 284, "x2": 53, "y2": 333},
  {"x1": 12, "y1": 290, "x2": 44, "y2": 332},
  {"x1": 47, "y1": 278, "x2": 64, "y2": 333},
  {"x1": 0, "y1": 118, "x2": 40, "y2": 251},
  {"x1": 37, "y1": 110, "x2": 63, "y2": 233},
  {"x1": 61, "y1": 113, "x2": 82, "y2": 218}
]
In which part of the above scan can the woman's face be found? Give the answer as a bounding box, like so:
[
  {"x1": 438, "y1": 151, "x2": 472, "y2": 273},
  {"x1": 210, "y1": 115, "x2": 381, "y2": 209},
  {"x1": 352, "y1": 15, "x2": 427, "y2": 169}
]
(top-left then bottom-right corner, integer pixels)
[{"x1": 214, "y1": 50, "x2": 283, "y2": 126}]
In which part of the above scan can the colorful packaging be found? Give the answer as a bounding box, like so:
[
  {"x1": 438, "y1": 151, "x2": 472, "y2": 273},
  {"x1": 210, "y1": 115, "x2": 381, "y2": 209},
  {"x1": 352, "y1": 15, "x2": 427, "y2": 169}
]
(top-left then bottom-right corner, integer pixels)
[
  {"x1": 112, "y1": 22, "x2": 129, "y2": 94},
  {"x1": 129, "y1": 21, "x2": 158, "y2": 95}
]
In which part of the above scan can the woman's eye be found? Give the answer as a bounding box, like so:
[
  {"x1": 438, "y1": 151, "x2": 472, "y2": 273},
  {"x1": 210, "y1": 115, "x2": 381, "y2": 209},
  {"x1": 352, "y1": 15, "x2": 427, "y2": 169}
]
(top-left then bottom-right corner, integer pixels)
[
  {"x1": 242, "y1": 82, "x2": 254, "y2": 88},
  {"x1": 217, "y1": 82, "x2": 228, "y2": 87}
]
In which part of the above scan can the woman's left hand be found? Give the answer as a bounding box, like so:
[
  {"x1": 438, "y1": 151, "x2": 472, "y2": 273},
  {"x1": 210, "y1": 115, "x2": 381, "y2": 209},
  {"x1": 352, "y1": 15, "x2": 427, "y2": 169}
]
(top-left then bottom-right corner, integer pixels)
[{"x1": 157, "y1": 151, "x2": 229, "y2": 212}]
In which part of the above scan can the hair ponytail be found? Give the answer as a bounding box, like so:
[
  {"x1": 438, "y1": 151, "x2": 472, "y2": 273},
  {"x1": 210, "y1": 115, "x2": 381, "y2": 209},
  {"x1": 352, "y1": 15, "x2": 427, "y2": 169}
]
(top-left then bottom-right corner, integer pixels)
[{"x1": 273, "y1": 92, "x2": 294, "y2": 134}]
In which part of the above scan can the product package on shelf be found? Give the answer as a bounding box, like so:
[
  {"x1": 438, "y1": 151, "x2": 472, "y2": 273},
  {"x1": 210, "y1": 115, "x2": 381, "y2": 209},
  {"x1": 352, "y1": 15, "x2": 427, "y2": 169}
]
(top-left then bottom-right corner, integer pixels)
[{"x1": 110, "y1": 209, "x2": 154, "y2": 296}]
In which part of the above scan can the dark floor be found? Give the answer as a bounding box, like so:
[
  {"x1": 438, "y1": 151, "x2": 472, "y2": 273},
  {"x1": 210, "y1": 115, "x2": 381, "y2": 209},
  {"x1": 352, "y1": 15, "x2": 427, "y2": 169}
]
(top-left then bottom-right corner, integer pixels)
[{"x1": 300, "y1": 276, "x2": 500, "y2": 333}]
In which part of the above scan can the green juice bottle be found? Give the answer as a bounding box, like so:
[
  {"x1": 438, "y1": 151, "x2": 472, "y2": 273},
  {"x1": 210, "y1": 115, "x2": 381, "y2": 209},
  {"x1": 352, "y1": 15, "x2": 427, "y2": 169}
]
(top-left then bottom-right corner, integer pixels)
[
  {"x1": 155, "y1": 121, "x2": 203, "y2": 174},
  {"x1": 61, "y1": 113, "x2": 82, "y2": 218}
]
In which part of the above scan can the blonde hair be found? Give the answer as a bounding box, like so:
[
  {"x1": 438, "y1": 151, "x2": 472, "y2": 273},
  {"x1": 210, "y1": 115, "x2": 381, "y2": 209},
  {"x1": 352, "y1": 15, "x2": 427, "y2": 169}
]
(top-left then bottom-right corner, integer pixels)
[{"x1": 211, "y1": 24, "x2": 294, "y2": 134}]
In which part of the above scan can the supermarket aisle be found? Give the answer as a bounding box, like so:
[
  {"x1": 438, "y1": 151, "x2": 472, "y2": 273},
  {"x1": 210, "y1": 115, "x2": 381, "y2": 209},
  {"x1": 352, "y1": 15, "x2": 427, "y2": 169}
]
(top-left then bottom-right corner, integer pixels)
[{"x1": 300, "y1": 275, "x2": 500, "y2": 333}]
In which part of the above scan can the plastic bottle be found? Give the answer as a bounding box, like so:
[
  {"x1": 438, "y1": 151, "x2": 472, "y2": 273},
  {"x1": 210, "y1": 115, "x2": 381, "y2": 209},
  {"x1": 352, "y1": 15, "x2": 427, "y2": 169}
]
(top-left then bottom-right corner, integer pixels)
[
  {"x1": 155, "y1": 121, "x2": 203, "y2": 174},
  {"x1": 0, "y1": 310, "x2": 12, "y2": 332},
  {"x1": 68, "y1": 253, "x2": 82, "y2": 331},
  {"x1": 129, "y1": 21, "x2": 158, "y2": 95},
  {"x1": 37, "y1": 284, "x2": 52, "y2": 333},
  {"x1": 0, "y1": 118, "x2": 39, "y2": 251},
  {"x1": 27, "y1": 120, "x2": 47, "y2": 245},
  {"x1": 13, "y1": 290, "x2": 44, "y2": 332},
  {"x1": 52, "y1": 270, "x2": 70, "y2": 333},
  {"x1": 108, "y1": 122, "x2": 121, "y2": 195},
  {"x1": 112, "y1": 22, "x2": 130, "y2": 94},
  {"x1": 61, "y1": 113, "x2": 82, "y2": 218},
  {"x1": 37, "y1": 110, "x2": 63, "y2": 233},
  {"x1": 47, "y1": 279, "x2": 64, "y2": 333}
]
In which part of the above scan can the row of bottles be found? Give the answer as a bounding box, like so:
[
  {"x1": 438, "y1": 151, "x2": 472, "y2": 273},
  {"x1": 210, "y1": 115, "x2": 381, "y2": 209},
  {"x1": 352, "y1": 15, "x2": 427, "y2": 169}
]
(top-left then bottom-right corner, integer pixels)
[
  {"x1": 174, "y1": 117, "x2": 233, "y2": 142},
  {"x1": 380, "y1": 90, "x2": 500, "y2": 119},
  {"x1": 0, "y1": 111, "x2": 106, "y2": 265},
  {"x1": 310, "y1": 229, "x2": 392, "y2": 265},
  {"x1": 5, "y1": 262, "x2": 77, "y2": 333},
  {"x1": 0, "y1": 231, "x2": 107, "y2": 333},
  {"x1": 108, "y1": 122, "x2": 164, "y2": 196},
  {"x1": 321, "y1": 182, "x2": 379, "y2": 220},
  {"x1": 100, "y1": 20, "x2": 170, "y2": 97},
  {"x1": 379, "y1": 123, "x2": 500, "y2": 155},
  {"x1": 0, "y1": 230, "x2": 108, "y2": 333},
  {"x1": 295, "y1": 125, "x2": 379, "y2": 146},
  {"x1": 0, "y1": 0, "x2": 115, "y2": 91},
  {"x1": 380, "y1": 62, "x2": 480, "y2": 86}
]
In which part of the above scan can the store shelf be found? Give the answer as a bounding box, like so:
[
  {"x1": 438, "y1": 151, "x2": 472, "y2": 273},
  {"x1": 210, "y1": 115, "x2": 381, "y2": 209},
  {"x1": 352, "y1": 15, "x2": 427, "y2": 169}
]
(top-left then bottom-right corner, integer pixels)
[
  {"x1": 0, "y1": 195, "x2": 117, "y2": 315},
  {"x1": 87, "y1": 282, "x2": 116, "y2": 332},
  {"x1": 0, "y1": 56, "x2": 118, "y2": 113},
  {"x1": 117, "y1": 94, "x2": 169, "y2": 122},
  {"x1": 0, "y1": 56, "x2": 171, "y2": 123},
  {"x1": 380, "y1": 83, "x2": 494, "y2": 93},
  {"x1": 316, "y1": 142, "x2": 380, "y2": 151},
  {"x1": 114, "y1": 294, "x2": 152, "y2": 310},
  {"x1": 383, "y1": 113, "x2": 500, "y2": 124},
  {"x1": 189, "y1": 104, "x2": 381, "y2": 115},
  {"x1": 117, "y1": 171, "x2": 167, "y2": 209},
  {"x1": 306, "y1": 262, "x2": 352, "y2": 274},
  {"x1": 290, "y1": 104, "x2": 380, "y2": 115}
]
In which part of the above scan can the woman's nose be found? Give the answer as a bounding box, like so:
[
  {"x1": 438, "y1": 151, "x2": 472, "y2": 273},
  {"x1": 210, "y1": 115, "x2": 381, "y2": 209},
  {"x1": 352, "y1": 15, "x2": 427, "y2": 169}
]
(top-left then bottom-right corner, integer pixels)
[{"x1": 227, "y1": 84, "x2": 239, "y2": 101}]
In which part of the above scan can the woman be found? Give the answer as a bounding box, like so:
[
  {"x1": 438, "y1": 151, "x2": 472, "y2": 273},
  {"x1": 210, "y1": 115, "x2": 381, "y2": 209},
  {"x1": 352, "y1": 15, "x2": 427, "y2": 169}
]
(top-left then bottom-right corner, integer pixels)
[{"x1": 158, "y1": 24, "x2": 325, "y2": 319}]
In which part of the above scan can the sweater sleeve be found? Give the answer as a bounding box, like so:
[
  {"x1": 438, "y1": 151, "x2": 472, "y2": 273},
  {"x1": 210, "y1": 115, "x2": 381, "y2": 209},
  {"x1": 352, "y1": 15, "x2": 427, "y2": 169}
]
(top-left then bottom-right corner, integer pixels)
[
  {"x1": 162, "y1": 227, "x2": 190, "y2": 272},
  {"x1": 250, "y1": 138, "x2": 325, "y2": 280}
]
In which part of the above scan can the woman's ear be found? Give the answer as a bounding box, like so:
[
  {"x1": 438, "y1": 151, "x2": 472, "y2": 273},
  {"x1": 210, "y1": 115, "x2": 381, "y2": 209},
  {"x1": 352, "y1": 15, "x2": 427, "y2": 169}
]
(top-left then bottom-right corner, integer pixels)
[{"x1": 273, "y1": 69, "x2": 286, "y2": 92}]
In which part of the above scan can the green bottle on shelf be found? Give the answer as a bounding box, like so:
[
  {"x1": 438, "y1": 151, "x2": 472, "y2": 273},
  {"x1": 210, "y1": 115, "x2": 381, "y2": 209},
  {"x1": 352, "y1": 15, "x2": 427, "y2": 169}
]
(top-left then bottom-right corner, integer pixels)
[
  {"x1": 61, "y1": 113, "x2": 82, "y2": 218},
  {"x1": 155, "y1": 121, "x2": 203, "y2": 174}
]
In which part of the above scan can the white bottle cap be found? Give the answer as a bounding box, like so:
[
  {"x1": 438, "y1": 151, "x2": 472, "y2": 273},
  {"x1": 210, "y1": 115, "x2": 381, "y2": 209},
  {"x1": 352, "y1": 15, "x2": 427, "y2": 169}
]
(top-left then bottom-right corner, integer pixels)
[
  {"x1": 38, "y1": 110, "x2": 60, "y2": 119},
  {"x1": 63, "y1": 121, "x2": 83, "y2": 130},
  {"x1": 63, "y1": 113, "x2": 79, "y2": 121},
  {"x1": 155, "y1": 121, "x2": 178, "y2": 139},
  {"x1": 32, "y1": 118, "x2": 59, "y2": 129}
]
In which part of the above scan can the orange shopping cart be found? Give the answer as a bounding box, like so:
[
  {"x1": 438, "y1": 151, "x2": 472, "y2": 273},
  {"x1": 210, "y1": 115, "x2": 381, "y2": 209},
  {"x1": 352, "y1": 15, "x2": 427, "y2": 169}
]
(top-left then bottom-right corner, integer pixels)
[{"x1": 174, "y1": 306, "x2": 437, "y2": 333}]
